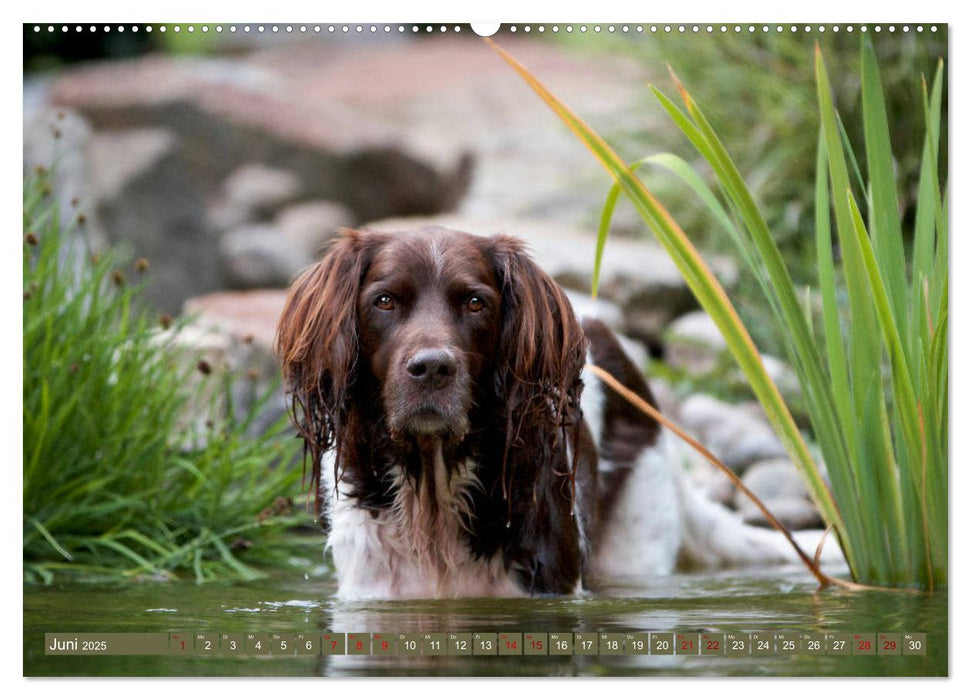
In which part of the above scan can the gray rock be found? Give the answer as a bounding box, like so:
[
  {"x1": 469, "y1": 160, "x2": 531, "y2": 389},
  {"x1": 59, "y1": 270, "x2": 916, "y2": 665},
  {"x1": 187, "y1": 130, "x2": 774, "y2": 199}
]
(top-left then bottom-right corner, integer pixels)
[
  {"x1": 665, "y1": 310, "x2": 727, "y2": 375},
  {"x1": 733, "y1": 457, "x2": 822, "y2": 530},
  {"x1": 23, "y1": 107, "x2": 109, "y2": 252},
  {"x1": 219, "y1": 200, "x2": 353, "y2": 289},
  {"x1": 681, "y1": 449, "x2": 736, "y2": 506},
  {"x1": 740, "y1": 497, "x2": 823, "y2": 531},
  {"x1": 219, "y1": 225, "x2": 308, "y2": 289},
  {"x1": 89, "y1": 127, "x2": 218, "y2": 315},
  {"x1": 207, "y1": 163, "x2": 303, "y2": 232},
  {"x1": 677, "y1": 394, "x2": 787, "y2": 471},
  {"x1": 563, "y1": 289, "x2": 625, "y2": 331},
  {"x1": 181, "y1": 289, "x2": 290, "y2": 437},
  {"x1": 734, "y1": 457, "x2": 810, "y2": 506},
  {"x1": 276, "y1": 200, "x2": 353, "y2": 258},
  {"x1": 665, "y1": 311, "x2": 801, "y2": 399},
  {"x1": 648, "y1": 376, "x2": 678, "y2": 419}
]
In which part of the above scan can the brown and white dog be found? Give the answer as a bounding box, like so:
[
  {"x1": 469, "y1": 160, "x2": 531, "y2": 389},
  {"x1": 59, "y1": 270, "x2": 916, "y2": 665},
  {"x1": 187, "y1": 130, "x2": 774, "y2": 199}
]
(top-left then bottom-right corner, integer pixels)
[{"x1": 275, "y1": 226, "x2": 835, "y2": 599}]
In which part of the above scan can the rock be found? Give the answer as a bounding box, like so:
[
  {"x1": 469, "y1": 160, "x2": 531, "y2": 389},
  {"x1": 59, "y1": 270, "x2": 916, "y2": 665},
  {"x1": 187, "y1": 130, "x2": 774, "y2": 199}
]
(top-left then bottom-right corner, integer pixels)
[
  {"x1": 759, "y1": 353, "x2": 802, "y2": 401},
  {"x1": 276, "y1": 200, "x2": 353, "y2": 258},
  {"x1": 740, "y1": 497, "x2": 823, "y2": 531},
  {"x1": 563, "y1": 289, "x2": 625, "y2": 331},
  {"x1": 22, "y1": 106, "x2": 109, "y2": 253},
  {"x1": 181, "y1": 290, "x2": 291, "y2": 436},
  {"x1": 219, "y1": 225, "x2": 308, "y2": 289},
  {"x1": 733, "y1": 458, "x2": 822, "y2": 530},
  {"x1": 88, "y1": 127, "x2": 217, "y2": 315},
  {"x1": 183, "y1": 289, "x2": 287, "y2": 358},
  {"x1": 676, "y1": 394, "x2": 787, "y2": 471},
  {"x1": 47, "y1": 50, "x2": 477, "y2": 224},
  {"x1": 648, "y1": 376, "x2": 678, "y2": 419},
  {"x1": 207, "y1": 163, "x2": 303, "y2": 232},
  {"x1": 219, "y1": 200, "x2": 353, "y2": 289},
  {"x1": 734, "y1": 458, "x2": 810, "y2": 506},
  {"x1": 681, "y1": 448, "x2": 736, "y2": 506},
  {"x1": 665, "y1": 310, "x2": 727, "y2": 375}
]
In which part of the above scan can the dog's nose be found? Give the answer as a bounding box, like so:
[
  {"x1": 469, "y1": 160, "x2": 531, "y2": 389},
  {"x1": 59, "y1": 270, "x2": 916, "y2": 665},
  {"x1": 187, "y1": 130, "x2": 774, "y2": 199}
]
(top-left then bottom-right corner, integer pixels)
[{"x1": 406, "y1": 349, "x2": 457, "y2": 389}]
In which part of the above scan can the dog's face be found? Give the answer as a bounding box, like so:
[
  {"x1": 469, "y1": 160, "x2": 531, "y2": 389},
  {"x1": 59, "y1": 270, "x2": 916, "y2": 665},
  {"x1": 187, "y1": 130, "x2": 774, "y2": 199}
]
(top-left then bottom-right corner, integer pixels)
[
  {"x1": 275, "y1": 225, "x2": 588, "y2": 506},
  {"x1": 357, "y1": 230, "x2": 502, "y2": 439}
]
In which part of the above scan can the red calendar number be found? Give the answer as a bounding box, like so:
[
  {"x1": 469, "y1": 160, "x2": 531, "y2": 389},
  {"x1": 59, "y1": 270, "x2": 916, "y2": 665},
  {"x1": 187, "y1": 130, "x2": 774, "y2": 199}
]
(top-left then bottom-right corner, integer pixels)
[
  {"x1": 706, "y1": 640, "x2": 719, "y2": 651},
  {"x1": 883, "y1": 640, "x2": 897, "y2": 651}
]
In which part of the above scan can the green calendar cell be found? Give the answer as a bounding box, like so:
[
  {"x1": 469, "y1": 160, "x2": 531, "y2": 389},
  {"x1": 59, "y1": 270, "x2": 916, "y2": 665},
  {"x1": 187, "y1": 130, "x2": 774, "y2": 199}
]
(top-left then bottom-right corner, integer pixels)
[
  {"x1": 321, "y1": 632, "x2": 346, "y2": 655},
  {"x1": 725, "y1": 633, "x2": 748, "y2": 657},
  {"x1": 599, "y1": 633, "x2": 624, "y2": 656},
  {"x1": 877, "y1": 633, "x2": 902, "y2": 655},
  {"x1": 498, "y1": 632, "x2": 523, "y2": 656},
  {"x1": 294, "y1": 633, "x2": 319, "y2": 656},
  {"x1": 245, "y1": 633, "x2": 270, "y2": 656},
  {"x1": 422, "y1": 633, "x2": 447, "y2": 656},
  {"x1": 775, "y1": 633, "x2": 800, "y2": 656},
  {"x1": 447, "y1": 633, "x2": 472, "y2": 656},
  {"x1": 194, "y1": 633, "x2": 218, "y2": 656},
  {"x1": 524, "y1": 632, "x2": 548, "y2": 656},
  {"x1": 270, "y1": 633, "x2": 295, "y2": 655},
  {"x1": 347, "y1": 633, "x2": 370, "y2": 656},
  {"x1": 700, "y1": 633, "x2": 724, "y2": 656},
  {"x1": 751, "y1": 632, "x2": 773, "y2": 656},
  {"x1": 397, "y1": 633, "x2": 422, "y2": 656},
  {"x1": 574, "y1": 632, "x2": 598, "y2": 656},
  {"x1": 651, "y1": 632, "x2": 675, "y2": 656},
  {"x1": 473, "y1": 632, "x2": 498, "y2": 655},
  {"x1": 902, "y1": 633, "x2": 926, "y2": 656},
  {"x1": 372, "y1": 633, "x2": 396, "y2": 656},
  {"x1": 676, "y1": 632, "x2": 699, "y2": 655},
  {"x1": 852, "y1": 633, "x2": 876, "y2": 655},
  {"x1": 549, "y1": 632, "x2": 573, "y2": 656},
  {"x1": 624, "y1": 633, "x2": 649, "y2": 655}
]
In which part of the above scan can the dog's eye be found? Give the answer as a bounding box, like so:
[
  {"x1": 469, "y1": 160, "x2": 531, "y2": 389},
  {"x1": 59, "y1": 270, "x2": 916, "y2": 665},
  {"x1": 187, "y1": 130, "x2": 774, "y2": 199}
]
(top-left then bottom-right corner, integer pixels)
[
  {"x1": 466, "y1": 296, "x2": 484, "y2": 313},
  {"x1": 375, "y1": 294, "x2": 395, "y2": 311}
]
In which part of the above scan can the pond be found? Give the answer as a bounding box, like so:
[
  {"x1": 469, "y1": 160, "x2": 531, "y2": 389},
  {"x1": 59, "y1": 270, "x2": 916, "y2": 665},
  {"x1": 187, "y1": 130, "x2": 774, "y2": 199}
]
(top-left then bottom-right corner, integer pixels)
[{"x1": 23, "y1": 565, "x2": 946, "y2": 677}]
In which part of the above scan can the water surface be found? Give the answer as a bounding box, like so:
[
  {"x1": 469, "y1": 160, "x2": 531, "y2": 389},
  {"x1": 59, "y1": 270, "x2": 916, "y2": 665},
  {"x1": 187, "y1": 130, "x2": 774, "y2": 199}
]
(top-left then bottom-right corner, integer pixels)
[{"x1": 23, "y1": 565, "x2": 946, "y2": 677}]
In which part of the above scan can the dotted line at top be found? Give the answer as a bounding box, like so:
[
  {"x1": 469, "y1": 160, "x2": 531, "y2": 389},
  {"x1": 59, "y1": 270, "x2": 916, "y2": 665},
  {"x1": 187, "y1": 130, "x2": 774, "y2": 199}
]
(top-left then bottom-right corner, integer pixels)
[{"x1": 31, "y1": 24, "x2": 940, "y2": 35}]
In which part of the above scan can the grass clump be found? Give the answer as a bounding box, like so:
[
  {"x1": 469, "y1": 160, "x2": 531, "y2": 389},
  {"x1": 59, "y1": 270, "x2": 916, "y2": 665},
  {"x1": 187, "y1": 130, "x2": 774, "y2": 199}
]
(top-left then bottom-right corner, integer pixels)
[
  {"x1": 490, "y1": 36, "x2": 947, "y2": 590},
  {"x1": 23, "y1": 170, "x2": 315, "y2": 584}
]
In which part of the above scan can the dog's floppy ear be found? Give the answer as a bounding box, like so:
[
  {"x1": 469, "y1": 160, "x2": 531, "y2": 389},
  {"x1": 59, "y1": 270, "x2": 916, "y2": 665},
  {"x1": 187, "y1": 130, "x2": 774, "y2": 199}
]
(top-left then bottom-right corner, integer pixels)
[
  {"x1": 485, "y1": 235, "x2": 587, "y2": 443},
  {"x1": 275, "y1": 229, "x2": 380, "y2": 508}
]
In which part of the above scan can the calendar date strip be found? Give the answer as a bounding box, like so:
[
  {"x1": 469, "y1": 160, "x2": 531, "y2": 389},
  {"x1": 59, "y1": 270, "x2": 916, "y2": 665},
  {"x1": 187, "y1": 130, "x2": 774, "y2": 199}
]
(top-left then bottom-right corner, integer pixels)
[{"x1": 44, "y1": 631, "x2": 927, "y2": 657}]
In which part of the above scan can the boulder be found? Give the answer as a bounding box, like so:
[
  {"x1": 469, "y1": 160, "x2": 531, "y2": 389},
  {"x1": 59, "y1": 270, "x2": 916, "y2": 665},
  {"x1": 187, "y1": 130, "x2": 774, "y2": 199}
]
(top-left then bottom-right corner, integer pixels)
[
  {"x1": 219, "y1": 200, "x2": 353, "y2": 289},
  {"x1": 88, "y1": 127, "x2": 217, "y2": 315},
  {"x1": 22, "y1": 106, "x2": 109, "y2": 253},
  {"x1": 676, "y1": 393, "x2": 787, "y2": 471},
  {"x1": 181, "y1": 289, "x2": 291, "y2": 437},
  {"x1": 207, "y1": 163, "x2": 303, "y2": 232}
]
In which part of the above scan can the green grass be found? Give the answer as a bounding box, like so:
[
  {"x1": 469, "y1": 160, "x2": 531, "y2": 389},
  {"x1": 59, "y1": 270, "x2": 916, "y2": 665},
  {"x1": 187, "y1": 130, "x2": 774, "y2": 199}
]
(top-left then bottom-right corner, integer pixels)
[
  {"x1": 23, "y1": 169, "x2": 317, "y2": 584},
  {"x1": 490, "y1": 37, "x2": 947, "y2": 590}
]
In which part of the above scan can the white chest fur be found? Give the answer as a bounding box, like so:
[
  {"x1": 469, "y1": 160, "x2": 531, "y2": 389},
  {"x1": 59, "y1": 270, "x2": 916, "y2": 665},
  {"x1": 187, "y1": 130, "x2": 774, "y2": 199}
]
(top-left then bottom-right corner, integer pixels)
[{"x1": 322, "y1": 446, "x2": 524, "y2": 599}]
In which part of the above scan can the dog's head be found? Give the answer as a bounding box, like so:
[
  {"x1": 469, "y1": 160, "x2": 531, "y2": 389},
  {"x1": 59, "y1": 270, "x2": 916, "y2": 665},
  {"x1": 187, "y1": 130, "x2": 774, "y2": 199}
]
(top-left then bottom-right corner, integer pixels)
[{"x1": 275, "y1": 226, "x2": 587, "y2": 506}]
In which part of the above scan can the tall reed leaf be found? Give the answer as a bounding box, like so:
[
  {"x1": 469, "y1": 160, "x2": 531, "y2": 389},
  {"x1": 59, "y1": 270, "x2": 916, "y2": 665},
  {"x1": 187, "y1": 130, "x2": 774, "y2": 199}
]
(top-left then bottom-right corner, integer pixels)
[
  {"x1": 490, "y1": 37, "x2": 946, "y2": 589},
  {"x1": 486, "y1": 39, "x2": 844, "y2": 548}
]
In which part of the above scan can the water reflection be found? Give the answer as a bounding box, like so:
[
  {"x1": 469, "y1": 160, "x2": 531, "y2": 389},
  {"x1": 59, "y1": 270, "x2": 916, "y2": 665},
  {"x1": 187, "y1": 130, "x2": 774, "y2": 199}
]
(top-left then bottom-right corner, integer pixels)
[{"x1": 23, "y1": 565, "x2": 946, "y2": 677}]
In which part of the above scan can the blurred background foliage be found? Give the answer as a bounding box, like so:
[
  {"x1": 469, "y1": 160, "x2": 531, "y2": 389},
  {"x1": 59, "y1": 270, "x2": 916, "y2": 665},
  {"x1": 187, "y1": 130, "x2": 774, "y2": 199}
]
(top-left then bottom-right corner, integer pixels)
[{"x1": 561, "y1": 27, "x2": 947, "y2": 356}]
